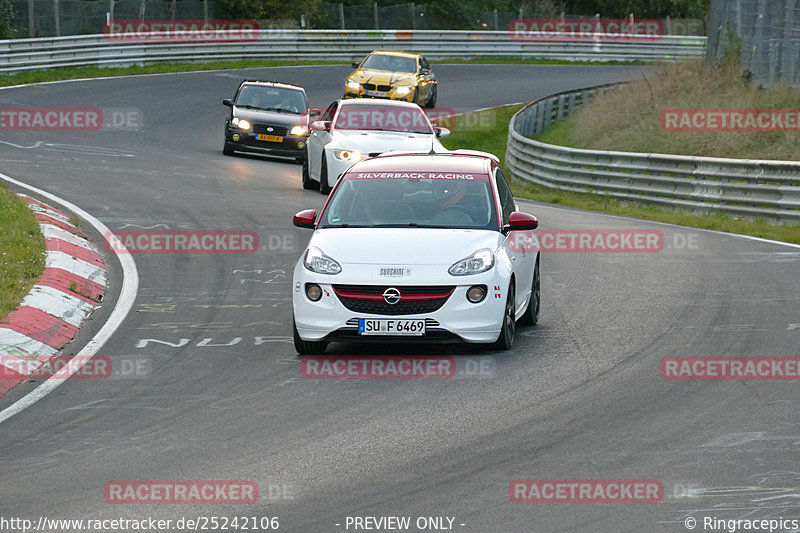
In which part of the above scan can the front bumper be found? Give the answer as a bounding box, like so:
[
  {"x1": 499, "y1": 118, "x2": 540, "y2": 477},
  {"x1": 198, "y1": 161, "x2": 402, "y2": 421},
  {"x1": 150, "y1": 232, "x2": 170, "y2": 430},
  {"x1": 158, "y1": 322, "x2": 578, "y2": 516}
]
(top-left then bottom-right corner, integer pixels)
[
  {"x1": 225, "y1": 127, "x2": 307, "y2": 158},
  {"x1": 293, "y1": 263, "x2": 507, "y2": 344},
  {"x1": 343, "y1": 85, "x2": 415, "y2": 103}
]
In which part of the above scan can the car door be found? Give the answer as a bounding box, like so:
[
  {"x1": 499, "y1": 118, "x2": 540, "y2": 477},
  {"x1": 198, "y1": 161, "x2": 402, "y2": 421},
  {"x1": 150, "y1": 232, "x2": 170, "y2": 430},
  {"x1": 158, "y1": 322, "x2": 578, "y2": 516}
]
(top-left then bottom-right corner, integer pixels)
[
  {"x1": 307, "y1": 101, "x2": 338, "y2": 181},
  {"x1": 495, "y1": 168, "x2": 534, "y2": 313}
]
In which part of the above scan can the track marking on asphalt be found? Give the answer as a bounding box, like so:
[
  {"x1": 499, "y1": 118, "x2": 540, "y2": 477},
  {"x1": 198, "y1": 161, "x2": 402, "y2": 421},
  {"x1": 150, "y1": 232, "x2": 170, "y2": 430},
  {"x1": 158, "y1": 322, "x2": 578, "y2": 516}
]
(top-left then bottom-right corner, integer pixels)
[
  {"x1": 0, "y1": 172, "x2": 139, "y2": 425},
  {"x1": 0, "y1": 140, "x2": 135, "y2": 157}
]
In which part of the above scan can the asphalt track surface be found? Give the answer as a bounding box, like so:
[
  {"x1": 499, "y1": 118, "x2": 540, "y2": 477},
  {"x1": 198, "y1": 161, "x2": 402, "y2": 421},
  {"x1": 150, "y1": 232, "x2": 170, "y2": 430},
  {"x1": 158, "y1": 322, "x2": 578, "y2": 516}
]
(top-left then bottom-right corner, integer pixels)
[{"x1": 1, "y1": 64, "x2": 799, "y2": 533}]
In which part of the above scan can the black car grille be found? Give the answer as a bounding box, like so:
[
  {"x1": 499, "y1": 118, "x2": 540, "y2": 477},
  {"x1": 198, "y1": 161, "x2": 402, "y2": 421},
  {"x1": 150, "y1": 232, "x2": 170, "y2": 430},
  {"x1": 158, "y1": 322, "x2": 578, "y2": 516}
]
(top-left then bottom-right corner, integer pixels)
[
  {"x1": 253, "y1": 124, "x2": 288, "y2": 136},
  {"x1": 333, "y1": 285, "x2": 454, "y2": 316},
  {"x1": 362, "y1": 83, "x2": 393, "y2": 92}
]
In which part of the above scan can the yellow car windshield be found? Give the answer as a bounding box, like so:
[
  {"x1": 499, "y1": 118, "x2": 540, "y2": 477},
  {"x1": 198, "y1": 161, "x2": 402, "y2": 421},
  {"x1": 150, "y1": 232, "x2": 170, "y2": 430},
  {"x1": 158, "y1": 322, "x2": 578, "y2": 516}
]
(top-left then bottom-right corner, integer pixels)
[{"x1": 361, "y1": 55, "x2": 416, "y2": 73}]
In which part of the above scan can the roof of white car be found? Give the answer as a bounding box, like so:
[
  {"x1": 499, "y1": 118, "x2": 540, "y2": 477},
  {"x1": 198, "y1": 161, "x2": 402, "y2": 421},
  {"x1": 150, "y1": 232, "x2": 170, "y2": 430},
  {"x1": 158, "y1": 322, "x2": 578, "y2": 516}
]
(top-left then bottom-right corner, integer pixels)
[
  {"x1": 343, "y1": 152, "x2": 496, "y2": 176},
  {"x1": 339, "y1": 98, "x2": 423, "y2": 109}
]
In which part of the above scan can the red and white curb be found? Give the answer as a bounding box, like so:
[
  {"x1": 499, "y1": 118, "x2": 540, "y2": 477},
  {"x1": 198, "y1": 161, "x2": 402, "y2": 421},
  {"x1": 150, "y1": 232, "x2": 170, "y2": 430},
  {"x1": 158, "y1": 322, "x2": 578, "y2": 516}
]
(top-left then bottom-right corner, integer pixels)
[{"x1": 0, "y1": 194, "x2": 107, "y2": 397}]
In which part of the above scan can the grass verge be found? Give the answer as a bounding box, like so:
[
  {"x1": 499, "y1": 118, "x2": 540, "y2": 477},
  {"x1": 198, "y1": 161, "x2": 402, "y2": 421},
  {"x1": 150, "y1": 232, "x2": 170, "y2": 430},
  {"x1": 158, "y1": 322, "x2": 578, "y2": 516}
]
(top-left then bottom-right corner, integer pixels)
[
  {"x1": 0, "y1": 184, "x2": 46, "y2": 320},
  {"x1": 539, "y1": 59, "x2": 800, "y2": 161},
  {"x1": 441, "y1": 105, "x2": 800, "y2": 245}
]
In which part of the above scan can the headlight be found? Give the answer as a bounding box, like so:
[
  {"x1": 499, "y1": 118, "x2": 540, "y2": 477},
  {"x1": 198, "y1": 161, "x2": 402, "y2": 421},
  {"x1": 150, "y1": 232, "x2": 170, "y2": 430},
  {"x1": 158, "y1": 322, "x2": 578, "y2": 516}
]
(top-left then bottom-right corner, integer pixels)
[
  {"x1": 394, "y1": 86, "x2": 413, "y2": 96},
  {"x1": 303, "y1": 247, "x2": 342, "y2": 275},
  {"x1": 232, "y1": 117, "x2": 251, "y2": 130},
  {"x1": 333, "y1": 149, "x2": 362, "y2": 162},
  {"x1": 289, "y1": 124, "x2": 307, "y2": 136},
  {"x1": 448, "y1": 249, "x2": 495, "y2": 276},
  {"x1": 346, "y1": 79, "x2": 361, "y2": 91}
]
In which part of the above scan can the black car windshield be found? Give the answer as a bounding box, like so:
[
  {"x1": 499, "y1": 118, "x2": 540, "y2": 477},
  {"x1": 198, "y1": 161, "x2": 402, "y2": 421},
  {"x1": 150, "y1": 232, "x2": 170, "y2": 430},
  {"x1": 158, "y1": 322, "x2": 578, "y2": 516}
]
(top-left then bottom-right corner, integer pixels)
[
  {"x1": 235, "y1": 86, "x2": 305, "y2": 114},
  {"x1": 361, "y1": 54, "x2": 417, "y2": 73},
  {"x1": 320, "y1": 174, "x2": 499, "y2": 230},
  {"x1": 334, "y1": 105, "x2": 432, "y2": 134}
]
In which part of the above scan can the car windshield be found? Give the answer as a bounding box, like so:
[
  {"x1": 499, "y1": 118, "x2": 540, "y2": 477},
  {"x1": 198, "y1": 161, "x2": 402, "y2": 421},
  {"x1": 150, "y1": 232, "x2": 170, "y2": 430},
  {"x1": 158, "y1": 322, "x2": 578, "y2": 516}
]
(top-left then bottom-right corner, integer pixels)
[
  {"x1": 320, "y1": 173, "x2": 498, "y2": 230},
  {"x1": 360, "y1": 54, "x2": 417, "y2": 73},
  {"x1": 235, "y1": 86, "x2": 305, "y2": 114},
  {"x1": 334, "y1": 105, "x2": 432, "y2": 134}
]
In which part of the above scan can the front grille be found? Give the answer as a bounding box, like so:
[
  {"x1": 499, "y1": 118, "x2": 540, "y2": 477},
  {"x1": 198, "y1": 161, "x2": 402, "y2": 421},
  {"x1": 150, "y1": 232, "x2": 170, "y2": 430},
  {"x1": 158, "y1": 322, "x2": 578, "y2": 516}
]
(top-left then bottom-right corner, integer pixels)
[
  {"x1": 334, "y1": 285, "x2": 454, "y2": 316},
  {"x1": 362, "y1": 84, "x2": 392, "y2": 92},
  {"x1": 253, "y1": 124, "x2": 288, "y2": 136}
]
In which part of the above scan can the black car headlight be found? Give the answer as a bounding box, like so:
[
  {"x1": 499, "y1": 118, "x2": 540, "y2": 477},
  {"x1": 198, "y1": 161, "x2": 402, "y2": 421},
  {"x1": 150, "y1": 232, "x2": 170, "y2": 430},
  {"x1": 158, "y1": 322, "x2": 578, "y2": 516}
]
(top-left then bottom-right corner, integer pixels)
[{"x1": 232, "y1": 117, "x2": 251, "y2": 131}]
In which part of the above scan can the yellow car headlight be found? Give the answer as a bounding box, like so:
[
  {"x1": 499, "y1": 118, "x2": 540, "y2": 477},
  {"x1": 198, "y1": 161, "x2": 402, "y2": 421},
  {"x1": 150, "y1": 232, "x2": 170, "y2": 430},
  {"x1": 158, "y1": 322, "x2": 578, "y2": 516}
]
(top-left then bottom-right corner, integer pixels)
[
  {"x1": 346, "y1": 79, "x2": 361, "y2": 91},
  {"x1": 333, "y1": 149, "x2": 362, "y2": 162},
  {"x1": 232, "y1": 117, "x2": 251, "y2": 130},
  {"x1": 394, "y1": 86, "x2": 413, "y2": 96},
  {"x1": 289, "y1": 125, "x2": 307, "y2": 136}
]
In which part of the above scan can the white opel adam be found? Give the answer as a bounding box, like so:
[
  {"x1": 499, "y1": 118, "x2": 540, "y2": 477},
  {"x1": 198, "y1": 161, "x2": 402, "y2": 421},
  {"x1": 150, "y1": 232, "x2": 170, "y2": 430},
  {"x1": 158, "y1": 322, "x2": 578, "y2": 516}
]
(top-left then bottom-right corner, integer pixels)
[
  {"x1": 302, "y1": 99, "x2": 449, "y2": 194},
  {"x1": 291, "y1": 151, "x2": 541, "y2": 354}
]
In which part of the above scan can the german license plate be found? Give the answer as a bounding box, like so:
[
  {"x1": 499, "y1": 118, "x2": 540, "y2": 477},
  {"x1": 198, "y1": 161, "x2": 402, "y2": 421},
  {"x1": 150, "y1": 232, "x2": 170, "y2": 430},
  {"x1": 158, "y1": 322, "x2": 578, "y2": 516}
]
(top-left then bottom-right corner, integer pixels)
[
  {"x1": 358, "y1": 319, "x2": 425, "y2": 336},
  {"x1": 256, "y1": 134, "x2": 283, "y2": 142},
  {"x1": 365, "y1": 90, "x2": 387, "y2": 97}
]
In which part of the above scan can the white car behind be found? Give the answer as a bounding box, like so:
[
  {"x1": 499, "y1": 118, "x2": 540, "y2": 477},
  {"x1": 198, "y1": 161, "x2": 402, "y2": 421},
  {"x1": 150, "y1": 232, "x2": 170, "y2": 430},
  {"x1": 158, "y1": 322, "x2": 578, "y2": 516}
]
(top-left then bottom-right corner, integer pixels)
[{"x1": 302, "y1": 99, "x2": 449, "y2": 194}]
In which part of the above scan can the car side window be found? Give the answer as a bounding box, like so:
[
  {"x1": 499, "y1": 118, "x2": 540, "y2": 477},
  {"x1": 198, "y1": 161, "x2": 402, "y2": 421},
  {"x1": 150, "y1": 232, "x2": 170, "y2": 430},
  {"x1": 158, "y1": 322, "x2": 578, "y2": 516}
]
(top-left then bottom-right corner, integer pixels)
[
  {"x1": 495, "y1": 169, "x2": 516, "y2": 225},
  {"x1": 420, "y1": 57, "x2": 430, "y2": 72},
  {"x1": 322, "y1": 102, "x2": 338, "y2": 123}
]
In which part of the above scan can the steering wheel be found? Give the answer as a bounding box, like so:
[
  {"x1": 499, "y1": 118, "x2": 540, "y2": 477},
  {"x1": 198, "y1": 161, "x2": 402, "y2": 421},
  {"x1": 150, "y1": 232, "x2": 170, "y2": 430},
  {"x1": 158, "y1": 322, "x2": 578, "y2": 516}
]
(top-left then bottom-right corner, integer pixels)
[{"x1": 432, "y1": 205, "x2": 475, "y2": 224}]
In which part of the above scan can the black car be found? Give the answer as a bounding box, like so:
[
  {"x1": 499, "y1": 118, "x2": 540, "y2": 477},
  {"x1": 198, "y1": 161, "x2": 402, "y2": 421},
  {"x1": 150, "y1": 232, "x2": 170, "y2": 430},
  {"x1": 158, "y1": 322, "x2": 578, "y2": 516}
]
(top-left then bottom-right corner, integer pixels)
[{"x1": 223, "y1": 81, "x2": 310, "y2": 162}]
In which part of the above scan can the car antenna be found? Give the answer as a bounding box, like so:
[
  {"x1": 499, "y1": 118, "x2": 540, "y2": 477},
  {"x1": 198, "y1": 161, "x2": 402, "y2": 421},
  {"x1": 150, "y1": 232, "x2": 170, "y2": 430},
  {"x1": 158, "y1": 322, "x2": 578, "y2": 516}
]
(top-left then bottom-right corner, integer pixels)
[{"x1": 428, "y1": 135, "x2": 436, "y2": 156}]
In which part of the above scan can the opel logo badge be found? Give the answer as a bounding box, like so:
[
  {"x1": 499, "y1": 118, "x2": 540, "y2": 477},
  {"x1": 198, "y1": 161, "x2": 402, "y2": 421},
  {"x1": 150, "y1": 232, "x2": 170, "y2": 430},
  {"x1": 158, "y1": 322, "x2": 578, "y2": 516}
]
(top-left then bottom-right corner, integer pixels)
[{"x1": 383, "y1": 287, "x2": 401, "y2": 305}]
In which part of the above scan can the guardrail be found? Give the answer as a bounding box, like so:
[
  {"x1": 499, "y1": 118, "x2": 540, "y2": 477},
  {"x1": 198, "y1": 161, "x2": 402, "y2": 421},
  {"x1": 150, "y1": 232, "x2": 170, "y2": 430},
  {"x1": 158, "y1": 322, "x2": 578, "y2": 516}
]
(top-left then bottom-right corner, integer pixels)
[
  {"x1": 0, "y1": 30, "x2": 706, "y2": 75},
  {"x1": 505, "y1": 85, "x2": 800, "y2": 223}
]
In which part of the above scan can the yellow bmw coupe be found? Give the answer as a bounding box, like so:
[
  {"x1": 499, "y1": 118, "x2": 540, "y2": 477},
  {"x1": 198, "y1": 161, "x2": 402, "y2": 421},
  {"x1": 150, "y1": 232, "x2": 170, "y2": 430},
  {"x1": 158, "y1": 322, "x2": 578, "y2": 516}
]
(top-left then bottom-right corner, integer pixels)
[{"x1": 344, "y1": 50, "x2": 438, "y2": 108}]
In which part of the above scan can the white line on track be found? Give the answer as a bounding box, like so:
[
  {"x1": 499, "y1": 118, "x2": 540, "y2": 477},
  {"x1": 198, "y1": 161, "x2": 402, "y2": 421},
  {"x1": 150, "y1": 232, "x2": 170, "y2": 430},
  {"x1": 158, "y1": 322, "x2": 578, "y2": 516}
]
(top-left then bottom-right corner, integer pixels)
[
  {"x1": 516, "y1": 198, "x2": 800, "y2": 249},
  {"x1": 0, "y1": 172, "x2": 139, "y2": 425}
]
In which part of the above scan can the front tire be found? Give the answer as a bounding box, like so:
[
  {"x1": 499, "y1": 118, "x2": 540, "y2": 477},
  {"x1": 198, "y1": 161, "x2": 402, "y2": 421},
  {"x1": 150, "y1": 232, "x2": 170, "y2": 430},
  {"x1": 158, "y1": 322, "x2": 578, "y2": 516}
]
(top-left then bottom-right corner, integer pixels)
[
  {"x1": 319, "y1": 153, "x2": 332, "y2": 194},
  {"x1": 301, "y1": 153, "x2": 318, "y2": 190},
  {"x1": 223, "y1": 140, "x2": 235, "y2": 156},
  {"x1": 293, "y1": 318, "x2": 328, "y2": 355},
  {"x1": 492, "y1": 281, "x2": 516, "y2": 350},
  {"x1": 519, "y1": 256, "x2": 540, "y2": 326}
]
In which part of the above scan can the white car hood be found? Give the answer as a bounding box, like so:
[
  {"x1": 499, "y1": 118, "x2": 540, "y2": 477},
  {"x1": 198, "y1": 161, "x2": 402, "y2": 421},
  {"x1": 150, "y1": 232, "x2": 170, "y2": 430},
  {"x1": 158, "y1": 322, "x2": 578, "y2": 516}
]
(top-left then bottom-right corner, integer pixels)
[
  {"x1": 308, "y1": 228, "x2": 503, "y2": 266},
  {"x1": 330, "y1": 131, "x2": 443, "y2": 155}
]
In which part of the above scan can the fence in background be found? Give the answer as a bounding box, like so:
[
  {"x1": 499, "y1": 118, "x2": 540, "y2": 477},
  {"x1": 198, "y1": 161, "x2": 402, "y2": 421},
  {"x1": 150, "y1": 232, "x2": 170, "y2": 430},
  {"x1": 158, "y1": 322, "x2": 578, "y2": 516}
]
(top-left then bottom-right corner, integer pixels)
[
  {"x1": 506, "y1": 85, "x2": 800, "y2": 223},
  {"x1": 4, "y1": 0, "x2": 706, "y2": 39},
  {"x1": 707, "y1": 0, "x2": 800, "y2": 86}
]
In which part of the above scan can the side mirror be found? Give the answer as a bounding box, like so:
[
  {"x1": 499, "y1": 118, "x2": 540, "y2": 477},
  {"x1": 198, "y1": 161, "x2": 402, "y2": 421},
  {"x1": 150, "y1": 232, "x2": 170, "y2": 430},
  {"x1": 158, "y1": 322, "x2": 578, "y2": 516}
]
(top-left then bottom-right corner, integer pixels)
[
  {"x1": 310, "y1": 120, "x2": 331, "y2": 132},
  {"x1": 222, "y1": 98, "x2": 233, "y2": 107},
  {"x1": 503, "y1": 211, "x2": 538, "y2": 234},
  {"x1": 351, "y1": 61, "x2": 360, "y2": 68},
  {"x1": 293, "y1": 209, "x2": 317, "y2": 229},
  {"x1": 420, "y1": 68, "x2": 431, "y2": 75},
  {"x1": 435, "y1": 126, "x2": 450, "y2": 138}
]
